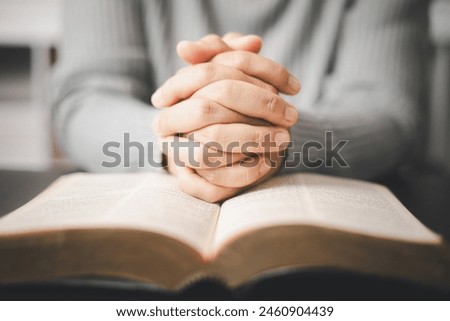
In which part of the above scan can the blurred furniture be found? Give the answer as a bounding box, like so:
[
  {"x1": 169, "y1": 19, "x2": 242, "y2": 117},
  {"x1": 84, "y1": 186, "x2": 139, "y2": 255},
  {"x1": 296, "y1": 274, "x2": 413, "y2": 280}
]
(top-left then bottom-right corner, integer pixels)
[
  {"x1": 0, "y1": 0, "x2": 61, "y2": 170},
  {"x1": 429, "y1": 0, "x2": 450, "y2": 172},
  {"x1": 0, "y1": 0, "x2": 60, "y2": 107}
]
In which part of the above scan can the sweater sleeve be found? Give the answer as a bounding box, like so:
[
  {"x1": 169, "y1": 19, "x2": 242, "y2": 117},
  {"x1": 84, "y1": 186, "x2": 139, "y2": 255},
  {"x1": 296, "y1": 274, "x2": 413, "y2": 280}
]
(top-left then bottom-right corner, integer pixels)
[
  {"x1": 281, "y1": 0, "x2": 430, "y2": 179},
  {"x1": 52, "y1": 0, "x2": 162, "y2": 172}
]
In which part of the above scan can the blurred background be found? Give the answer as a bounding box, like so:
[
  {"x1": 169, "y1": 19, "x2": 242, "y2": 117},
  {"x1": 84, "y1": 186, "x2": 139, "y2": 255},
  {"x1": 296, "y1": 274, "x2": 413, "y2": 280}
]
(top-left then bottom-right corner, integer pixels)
[
  {"x1": 0, "y1": 0, "x2": 60, "y2": 170},
  {"x1": 0, "y1": 0, "x2": 448, "y2": 172}
]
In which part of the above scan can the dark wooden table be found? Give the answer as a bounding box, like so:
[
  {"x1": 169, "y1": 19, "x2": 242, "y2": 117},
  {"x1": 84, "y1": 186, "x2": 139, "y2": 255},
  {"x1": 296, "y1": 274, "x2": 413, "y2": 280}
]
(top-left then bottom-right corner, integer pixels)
[{"x1": 0, "y1": 165, "x2": 449, "y2": 300}]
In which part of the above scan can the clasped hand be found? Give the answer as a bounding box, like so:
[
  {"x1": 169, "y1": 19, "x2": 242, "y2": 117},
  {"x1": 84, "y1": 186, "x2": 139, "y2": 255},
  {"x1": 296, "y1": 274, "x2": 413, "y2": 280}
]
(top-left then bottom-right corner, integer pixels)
[{"x1": 151, "y1": 34, "x2": 300, "y2": 202}]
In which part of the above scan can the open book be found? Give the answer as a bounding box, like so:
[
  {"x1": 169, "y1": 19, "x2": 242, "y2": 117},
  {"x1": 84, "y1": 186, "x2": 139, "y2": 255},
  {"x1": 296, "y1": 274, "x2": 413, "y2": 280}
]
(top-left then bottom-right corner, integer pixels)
[{"x1": 0, "y1": 172, "x2": 448, "y2": 290}]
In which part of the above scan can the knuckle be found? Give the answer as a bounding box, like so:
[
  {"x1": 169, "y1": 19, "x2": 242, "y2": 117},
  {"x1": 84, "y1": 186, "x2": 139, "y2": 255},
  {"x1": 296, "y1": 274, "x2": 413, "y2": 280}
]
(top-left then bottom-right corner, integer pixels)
[
  {"x1": 202, "y1": 124, "x2": 223, "y2": 143},
  {"x1": 252, "y1": 129, "x2": 265, "y2": 145},
  {"x1": 215, "y1": 79, "x2": 235, "y2": 98},
  {"x1": 194, "y1": 79, "x2": 223, "y2": 100},
  {"x1": 274, "y1": 64, "x2": 290, "y2": 83},
  {"x1": 196, "y1": 99, "x2": 215, "y2": 121},
  {"x1": 231, "y1": 51, "x2": 252, "y2": 70},
  {"x1": 264, "y1": 84, "x2": 278, "y2": 94},
  {"x1": 251, "y1": 78, "x2": 277, "y2": 94},
  {"x1": 266, "y1": 95, "x2": 283, "y2": 116},
  {"x1": 197, "y1": 63, "x2": 216, "y2": 82}
]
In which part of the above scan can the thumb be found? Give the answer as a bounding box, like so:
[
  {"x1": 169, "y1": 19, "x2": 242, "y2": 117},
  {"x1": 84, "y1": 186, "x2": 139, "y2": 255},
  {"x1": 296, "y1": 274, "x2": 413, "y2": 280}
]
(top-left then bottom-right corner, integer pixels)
[
  {"x1": 177, "y1": 33, "x2": 262, "y2": 65},
  {"x1": 177, "y1": 34, "x2": 229, "y2": 65},
  {"x1": 222, "y1": 33, "x2": 263, "y2": 53}
]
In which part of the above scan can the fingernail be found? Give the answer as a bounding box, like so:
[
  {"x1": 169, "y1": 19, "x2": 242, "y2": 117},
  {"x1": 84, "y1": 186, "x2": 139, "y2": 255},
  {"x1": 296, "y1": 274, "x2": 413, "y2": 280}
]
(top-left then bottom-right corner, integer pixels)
[
  {"x1": 151, "y1": 88, "x2": 163, "y2": 106},
  {"x1": 288, "y1": 75, "x2": 301, "y2": 92},
  {"x1": 275, "y1": 131, "x2": 290, "y2": 146},
  {"x1": 284, "y1": 106, "x2": 298, "y2": 123}
]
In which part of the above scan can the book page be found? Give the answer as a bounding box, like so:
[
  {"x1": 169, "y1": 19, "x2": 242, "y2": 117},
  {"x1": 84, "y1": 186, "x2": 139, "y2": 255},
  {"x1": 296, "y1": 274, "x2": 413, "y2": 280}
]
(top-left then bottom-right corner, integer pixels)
[
  {"x1": 214, "y1": 173, "x2": 440, "y2": 250},
  {"x1": 0, "y1": 172, "x2": 220, "y2": 255}
]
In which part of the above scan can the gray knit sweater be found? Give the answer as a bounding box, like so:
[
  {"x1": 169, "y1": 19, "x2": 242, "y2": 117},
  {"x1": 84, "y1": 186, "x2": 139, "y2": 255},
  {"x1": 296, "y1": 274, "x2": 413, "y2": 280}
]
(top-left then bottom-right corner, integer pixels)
[{"x1": 53, "y1": 0, "x2": 430, "y2": 178}]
